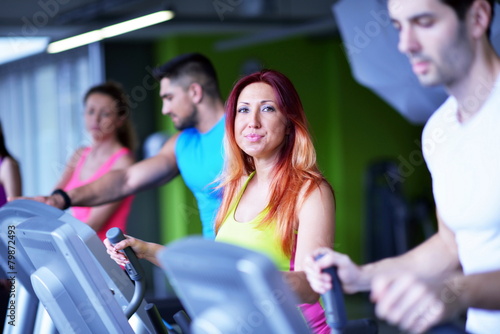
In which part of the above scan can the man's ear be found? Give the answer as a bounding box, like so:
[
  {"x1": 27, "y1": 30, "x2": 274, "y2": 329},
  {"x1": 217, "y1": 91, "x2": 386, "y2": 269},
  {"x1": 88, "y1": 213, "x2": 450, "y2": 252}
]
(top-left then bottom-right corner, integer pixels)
[
  {"x1": 189, "y1": 82, "x2": 203, "y2": 104},
  {"x1": 468, "y1": 0, "x2": 492, "y2": 39}
]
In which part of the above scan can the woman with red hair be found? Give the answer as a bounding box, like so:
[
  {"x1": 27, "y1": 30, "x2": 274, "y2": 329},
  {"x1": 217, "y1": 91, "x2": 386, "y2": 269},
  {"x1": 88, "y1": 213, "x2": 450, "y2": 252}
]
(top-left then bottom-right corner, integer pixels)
[{"x1": 214, "y1": 69, "x2": 334, "y2": 333}]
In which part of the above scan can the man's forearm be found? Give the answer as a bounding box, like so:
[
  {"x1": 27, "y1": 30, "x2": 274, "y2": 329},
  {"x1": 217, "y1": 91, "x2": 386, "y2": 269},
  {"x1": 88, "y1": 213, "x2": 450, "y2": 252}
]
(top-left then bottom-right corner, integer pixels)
[
  {"x1": 67, "y1": 170, "x2": 130, "y2": 207},
  {"x1": 359, "y1": 233, "x2": 460, "y2": 289}
]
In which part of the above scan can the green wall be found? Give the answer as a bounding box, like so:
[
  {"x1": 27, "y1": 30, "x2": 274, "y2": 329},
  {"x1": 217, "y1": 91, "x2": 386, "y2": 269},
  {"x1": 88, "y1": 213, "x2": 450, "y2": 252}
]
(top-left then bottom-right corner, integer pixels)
[{"x1": 153, "y1": 34, "x2": 432, "y2": 263}]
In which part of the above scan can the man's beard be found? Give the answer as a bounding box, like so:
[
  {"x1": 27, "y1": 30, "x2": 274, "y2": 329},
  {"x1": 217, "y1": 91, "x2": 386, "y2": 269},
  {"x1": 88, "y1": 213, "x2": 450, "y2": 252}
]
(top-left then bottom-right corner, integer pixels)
[{"x1": 175, "y1": 105, "x2": 199, "y2": 131}]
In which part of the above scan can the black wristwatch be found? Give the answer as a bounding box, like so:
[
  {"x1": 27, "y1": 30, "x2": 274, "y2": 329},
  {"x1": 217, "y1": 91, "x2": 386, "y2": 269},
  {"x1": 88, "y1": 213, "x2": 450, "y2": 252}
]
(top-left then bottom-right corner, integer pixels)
[{"x1": 51, "y1": 189, "x2": 72, "y2": 210}]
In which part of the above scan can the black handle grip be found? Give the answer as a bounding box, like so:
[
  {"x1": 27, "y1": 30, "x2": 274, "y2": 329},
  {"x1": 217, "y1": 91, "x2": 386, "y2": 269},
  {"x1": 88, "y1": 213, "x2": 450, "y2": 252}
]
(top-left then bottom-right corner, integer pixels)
[
  {"x1": 322, "y1": 266, "x2": 348, "y2": 331},
  {"x1": 106, "y1": 227, "x2": 144, "y2": 281},
  {"x1": 314, "y1": 254, "x2": 347, "y2": 331}
]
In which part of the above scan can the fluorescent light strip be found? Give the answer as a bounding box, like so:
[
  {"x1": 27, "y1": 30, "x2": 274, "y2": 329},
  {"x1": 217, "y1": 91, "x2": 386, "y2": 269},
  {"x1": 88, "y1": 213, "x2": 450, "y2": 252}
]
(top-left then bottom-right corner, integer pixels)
[
  {"x1": 47, "y1": 10, "x2": 174, "y2": 54},
  {"x1": 48, "y1": 30, "x2": 102, "y2": 54},
  {"x1": 102, "y1": 10, "x2": 174, "y2": 38}
]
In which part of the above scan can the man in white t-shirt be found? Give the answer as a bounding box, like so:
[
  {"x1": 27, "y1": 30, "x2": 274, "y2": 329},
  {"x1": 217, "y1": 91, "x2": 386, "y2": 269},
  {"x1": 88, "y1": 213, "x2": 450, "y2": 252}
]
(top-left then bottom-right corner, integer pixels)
[{"x1": 305, "y1": 0, "x2": 500, "y2": 333}]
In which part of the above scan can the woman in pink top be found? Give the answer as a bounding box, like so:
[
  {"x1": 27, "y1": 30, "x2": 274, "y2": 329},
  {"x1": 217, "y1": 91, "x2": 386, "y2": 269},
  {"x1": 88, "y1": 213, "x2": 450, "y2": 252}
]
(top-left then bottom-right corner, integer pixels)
[{"x1": 53, "y1": 82, "x2": 137, "y2": 241}]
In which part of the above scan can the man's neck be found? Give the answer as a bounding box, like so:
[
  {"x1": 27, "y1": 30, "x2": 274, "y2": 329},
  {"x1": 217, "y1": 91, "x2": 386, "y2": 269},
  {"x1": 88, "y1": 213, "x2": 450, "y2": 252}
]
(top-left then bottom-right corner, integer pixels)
[
  {"x1": 195, "y1": 100, "x2": 225, "y2": 133},
  {"x1": 447, "y1": 51, "x2": 500, "y2": 124}
]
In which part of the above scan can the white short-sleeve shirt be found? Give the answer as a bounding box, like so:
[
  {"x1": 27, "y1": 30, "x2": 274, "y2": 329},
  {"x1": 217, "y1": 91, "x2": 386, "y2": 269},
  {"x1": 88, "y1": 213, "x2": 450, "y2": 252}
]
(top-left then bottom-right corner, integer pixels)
[{"x1": 422, "y1": 76, "x2": 500, "y2": 333}]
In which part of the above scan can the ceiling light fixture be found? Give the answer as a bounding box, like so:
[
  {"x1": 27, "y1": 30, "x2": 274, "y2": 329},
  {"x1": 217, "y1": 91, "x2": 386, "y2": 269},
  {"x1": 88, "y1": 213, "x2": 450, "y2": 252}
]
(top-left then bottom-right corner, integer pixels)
[
  {"x1": 47, "y1": 10, "x2": 174, "y2": 54},
  {"x1": 0, "y1": 37, "x2": 49, "y2": 65}
]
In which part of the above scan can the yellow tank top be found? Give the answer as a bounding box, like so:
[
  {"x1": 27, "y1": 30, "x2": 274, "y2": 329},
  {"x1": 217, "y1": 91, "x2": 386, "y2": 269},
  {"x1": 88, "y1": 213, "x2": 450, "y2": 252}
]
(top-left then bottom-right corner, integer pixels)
[
  {"x1": 215, "y1": 172, "x2": 291, "y2": 270},
  {"x1": 215, "y1": 172, "x2": 329, "y2": 333}
]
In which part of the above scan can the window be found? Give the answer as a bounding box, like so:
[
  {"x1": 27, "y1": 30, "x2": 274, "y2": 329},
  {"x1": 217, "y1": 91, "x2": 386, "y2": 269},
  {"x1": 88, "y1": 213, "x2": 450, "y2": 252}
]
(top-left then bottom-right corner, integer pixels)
[{"x1": 0, "y1": 44, "x2": 104, "y2": 195}]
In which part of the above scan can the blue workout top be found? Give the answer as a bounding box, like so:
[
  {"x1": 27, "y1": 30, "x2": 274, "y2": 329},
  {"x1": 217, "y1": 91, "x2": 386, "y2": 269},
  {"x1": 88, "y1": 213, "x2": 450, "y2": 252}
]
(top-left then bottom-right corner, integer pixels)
[{"x1": 175, "y1": 116, "x2": 225, "y2": 239}]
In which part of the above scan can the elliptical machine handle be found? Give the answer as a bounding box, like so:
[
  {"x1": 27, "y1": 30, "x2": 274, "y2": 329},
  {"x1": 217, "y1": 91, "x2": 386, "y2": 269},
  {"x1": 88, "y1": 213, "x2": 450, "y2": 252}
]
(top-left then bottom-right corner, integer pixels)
[
  {"x1": 106, "y1": 227, "x2": 146, "y2": 320},
  {"x1": 314, "y1": 254, "x2": 378, "y2": 334},
  {"x1": 106, "y1": 227, "x2": 145, "y2": 281},
  {"x1": 319, "y1": 265, "x2": 348, "y2": 332}
]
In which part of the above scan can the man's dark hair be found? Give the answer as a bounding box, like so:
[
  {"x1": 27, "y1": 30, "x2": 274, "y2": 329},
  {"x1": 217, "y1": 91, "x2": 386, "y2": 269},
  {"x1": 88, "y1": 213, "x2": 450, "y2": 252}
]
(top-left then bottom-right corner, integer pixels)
[
  {"x1": 441, "y1": 0, "x2": 495, "y2": 37},
  {"x1": 153, "y1": 53, "x2": 221, "y2": 100}
]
